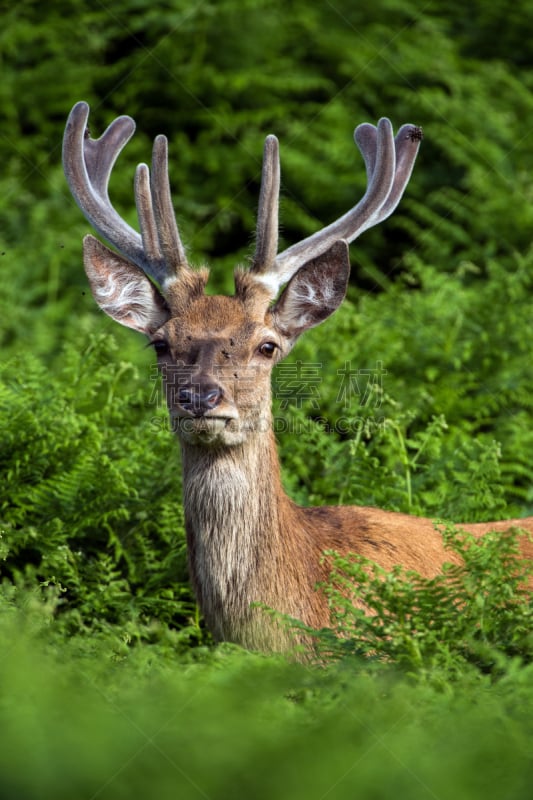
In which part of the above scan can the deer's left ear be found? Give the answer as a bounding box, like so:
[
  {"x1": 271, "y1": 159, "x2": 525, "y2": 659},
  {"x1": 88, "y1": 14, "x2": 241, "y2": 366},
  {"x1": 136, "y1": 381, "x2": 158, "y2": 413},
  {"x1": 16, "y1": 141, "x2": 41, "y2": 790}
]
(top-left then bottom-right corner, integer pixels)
[{"x1": 272, "y1": 240, "x2": 350, "y2": 342}]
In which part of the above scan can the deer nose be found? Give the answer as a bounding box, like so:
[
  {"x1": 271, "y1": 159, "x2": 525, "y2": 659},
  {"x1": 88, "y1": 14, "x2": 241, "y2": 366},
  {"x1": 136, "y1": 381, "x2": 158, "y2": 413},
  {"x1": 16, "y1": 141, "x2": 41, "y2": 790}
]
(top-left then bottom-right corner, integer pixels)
[{"x1": 177, "y1": 384, "x2": 223, "y2": 416}]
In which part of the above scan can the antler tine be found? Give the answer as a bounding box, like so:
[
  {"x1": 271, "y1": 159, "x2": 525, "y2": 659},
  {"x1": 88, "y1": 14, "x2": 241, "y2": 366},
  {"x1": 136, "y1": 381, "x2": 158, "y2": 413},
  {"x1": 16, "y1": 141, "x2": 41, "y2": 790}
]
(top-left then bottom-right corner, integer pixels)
[
  {"x1": 63, "y1": 102, "x2": 188, "y2": 288},
  {"x1": 133, "y1": 136, "x2": 189, "y2": 287},
  {"x1": 263, "y1": 117, "x2": 421, "y2": 292},
  {"x1": 150, "y1": 135, "x2": 188, "y2": 277},
  {"x1": 251, "y1": 134, "x2": 280, "y2": 273},
  {"x1": 134, "y1": 162, "x2": 163, "y2": 269},
  {"x1": 373, "y1": 123, "x2": 421, "y2": 220}
]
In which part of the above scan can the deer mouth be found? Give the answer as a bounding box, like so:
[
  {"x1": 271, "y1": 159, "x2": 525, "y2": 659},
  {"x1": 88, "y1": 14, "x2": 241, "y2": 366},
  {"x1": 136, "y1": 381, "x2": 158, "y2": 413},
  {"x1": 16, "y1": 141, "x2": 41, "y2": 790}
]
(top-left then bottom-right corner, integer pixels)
[{"x1": 171, "y1": 415, "x2": 244, "y2": 446}]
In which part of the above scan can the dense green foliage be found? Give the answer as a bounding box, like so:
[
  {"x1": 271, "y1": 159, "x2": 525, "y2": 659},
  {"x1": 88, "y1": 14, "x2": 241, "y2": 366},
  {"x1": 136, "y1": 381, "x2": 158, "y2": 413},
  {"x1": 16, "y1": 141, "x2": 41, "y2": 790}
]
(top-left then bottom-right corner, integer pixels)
[
  {"x1": 306, "y1": 526, "x2": 533, "y2": 677},
  {"x1": 0, "y1": 336, "x2": 200, "y2": 642},
  {"x1": 1, "y1": 612, "x2": 533, "y2": 800},
  {"x1": 1, "y1": 0, "x2": 533, "y2": 797}
]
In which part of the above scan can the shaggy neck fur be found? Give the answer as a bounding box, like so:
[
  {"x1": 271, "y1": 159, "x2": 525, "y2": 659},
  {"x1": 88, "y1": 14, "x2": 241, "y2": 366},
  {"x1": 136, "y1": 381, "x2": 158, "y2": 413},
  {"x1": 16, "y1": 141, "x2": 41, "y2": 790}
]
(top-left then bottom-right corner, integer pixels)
[{"x1": 180, "y1": 428, "x2": 302, "y2": 651}]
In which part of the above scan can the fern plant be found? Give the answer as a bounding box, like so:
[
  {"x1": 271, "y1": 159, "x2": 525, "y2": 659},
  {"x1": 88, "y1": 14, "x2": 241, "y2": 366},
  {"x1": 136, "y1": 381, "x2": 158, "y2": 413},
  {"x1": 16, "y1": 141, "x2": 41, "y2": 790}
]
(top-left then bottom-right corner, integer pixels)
[
  {"x1": 0, "y1": 334, "x2": 200, "y2": 643},
  {"x1": 302, "y1": 525, "x2": 533, "y2": 681}
]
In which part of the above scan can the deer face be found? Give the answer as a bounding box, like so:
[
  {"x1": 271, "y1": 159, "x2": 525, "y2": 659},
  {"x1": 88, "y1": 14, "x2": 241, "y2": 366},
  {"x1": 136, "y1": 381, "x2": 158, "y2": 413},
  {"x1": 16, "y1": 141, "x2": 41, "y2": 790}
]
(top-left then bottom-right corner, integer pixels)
[
  {"x1": 83, "y1": 236, "x2": 350, "y2": 448},
  {"x1": 152, "y1": 294, "x2": 281, "y2": 447}
]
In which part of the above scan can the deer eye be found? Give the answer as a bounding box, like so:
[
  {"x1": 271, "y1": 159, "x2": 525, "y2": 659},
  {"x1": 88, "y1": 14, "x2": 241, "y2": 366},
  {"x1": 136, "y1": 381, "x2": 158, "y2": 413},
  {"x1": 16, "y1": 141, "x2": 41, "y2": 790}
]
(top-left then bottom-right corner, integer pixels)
[
  {"x1": 151, "y1": 339, "x2": 170, "y2": 357},
  {"x1": 258, "y1": 341, "x2": 278, "y2": 359}
]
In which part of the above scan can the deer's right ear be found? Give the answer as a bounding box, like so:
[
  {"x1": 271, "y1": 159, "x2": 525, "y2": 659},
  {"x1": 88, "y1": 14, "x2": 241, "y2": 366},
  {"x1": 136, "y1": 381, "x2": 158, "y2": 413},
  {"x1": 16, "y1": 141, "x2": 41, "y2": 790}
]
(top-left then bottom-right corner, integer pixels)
[{"x1": 83, "y1": 235, "x2": 170, "y2": 334}]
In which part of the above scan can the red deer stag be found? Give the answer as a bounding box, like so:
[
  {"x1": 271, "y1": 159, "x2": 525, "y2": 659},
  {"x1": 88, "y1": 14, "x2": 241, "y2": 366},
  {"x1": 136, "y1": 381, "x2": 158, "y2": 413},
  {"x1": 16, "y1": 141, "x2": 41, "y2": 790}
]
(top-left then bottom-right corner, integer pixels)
[{"x1": 63, "y1": 102, "x2": 533, "y2": 652}]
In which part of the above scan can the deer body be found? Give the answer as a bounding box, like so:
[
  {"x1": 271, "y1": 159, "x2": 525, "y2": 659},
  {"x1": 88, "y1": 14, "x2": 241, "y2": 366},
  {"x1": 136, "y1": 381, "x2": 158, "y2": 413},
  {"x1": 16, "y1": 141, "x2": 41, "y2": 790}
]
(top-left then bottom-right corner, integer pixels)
[
  {"x1": 182, "y1": 413, "x2": 533, "y2": 652},
  {"x1": 63, "y1": 103, "x2": 533, "y2": 653}
]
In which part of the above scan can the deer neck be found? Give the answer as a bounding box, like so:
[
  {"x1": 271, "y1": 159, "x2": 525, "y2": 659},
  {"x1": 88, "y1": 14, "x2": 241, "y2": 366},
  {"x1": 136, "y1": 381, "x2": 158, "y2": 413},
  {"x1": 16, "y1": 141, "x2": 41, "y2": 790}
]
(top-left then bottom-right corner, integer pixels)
[{"x1": 180, "y1": 427, "x2": 296, "y2": 649}]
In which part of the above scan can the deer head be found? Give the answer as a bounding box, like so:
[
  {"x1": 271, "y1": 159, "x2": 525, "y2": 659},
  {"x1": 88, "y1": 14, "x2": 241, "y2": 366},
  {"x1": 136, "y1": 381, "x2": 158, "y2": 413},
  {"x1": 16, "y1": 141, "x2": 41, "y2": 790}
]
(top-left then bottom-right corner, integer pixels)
[{"x1": 63, "y1": 102, "x2": 421, "y2": 448}]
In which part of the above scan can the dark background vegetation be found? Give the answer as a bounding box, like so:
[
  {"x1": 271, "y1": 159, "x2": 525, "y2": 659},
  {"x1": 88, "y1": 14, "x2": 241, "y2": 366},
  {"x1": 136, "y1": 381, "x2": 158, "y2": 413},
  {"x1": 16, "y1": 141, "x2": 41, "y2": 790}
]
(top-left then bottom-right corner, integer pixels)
[{"x1": 1, "y1": 1, "x2": 533, "y2": 798}]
